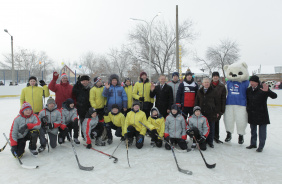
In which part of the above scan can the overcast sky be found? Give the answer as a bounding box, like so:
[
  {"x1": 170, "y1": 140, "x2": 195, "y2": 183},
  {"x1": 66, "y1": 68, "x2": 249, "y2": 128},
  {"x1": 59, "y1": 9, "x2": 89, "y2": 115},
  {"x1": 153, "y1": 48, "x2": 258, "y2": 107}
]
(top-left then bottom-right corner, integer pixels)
[{"x1": 1, "y1": 0, "x2": 282, "y2": 70}]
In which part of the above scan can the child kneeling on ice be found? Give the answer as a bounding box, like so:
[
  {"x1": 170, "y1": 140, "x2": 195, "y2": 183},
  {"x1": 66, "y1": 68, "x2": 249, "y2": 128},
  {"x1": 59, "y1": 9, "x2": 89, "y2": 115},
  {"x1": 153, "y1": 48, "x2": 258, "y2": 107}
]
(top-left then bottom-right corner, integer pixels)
[
  {"x1": 104, "y1": 104, "x2": 126, "y2": 144},
  {"x1": 83, "y1": 107, "x2": 105, "y2": 149},
  {"x1": 59, "y1": 98, "x2": 80, "y2": 144},
  {"x1": 186, "y1": 106, "x2": 210, "y2": 150},
  {"x1": 38, "y1": 97, "x2": 62, "y2": 152},
  {"x1": 146, "y1": 107, "x2": 165, "y2": 147},
  {"x1": 164, "y1": 104, "x2": 187, "y2": 150},
  {"x1": 124, "y1": 101, "x2": 147, "y2": 149},
  {"x1": 10, "y1": 102, "x2": 41, "y2": 157}
]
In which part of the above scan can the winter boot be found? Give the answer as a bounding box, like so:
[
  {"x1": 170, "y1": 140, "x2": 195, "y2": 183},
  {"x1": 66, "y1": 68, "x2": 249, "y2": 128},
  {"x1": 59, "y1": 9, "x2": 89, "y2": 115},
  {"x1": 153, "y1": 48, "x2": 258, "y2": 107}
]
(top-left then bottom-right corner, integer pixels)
[
  {"x1": 38, "y1": 146, "x2": 46, "y2": 153},
  {"x1": 107, "y1": 139, "x2": 113, "y2": 145},
  {"x1": 191, "y1": 143, "x2": 197, "y2": 149},
  {"x1": 150, "y1": 141, "x2": 156, "y2": 147},
  {"x1": 238, "y1": 135, "x2": 244, "y2": 144},
  {"x1": 95, "y1": 137, "x2": 106, "y2": 146},
  {"x1": 30, "y1": 149, "x2": 38, "y2": 157},
  {"x1": 58, "y1": 137, "x2": 64, "y2": 144},
  {"x1": 225, "y1": 131, "x2": 232, "y2": 142},
  {"x1": 74, "y1": 138, "x2": 80, "y2": 145}
]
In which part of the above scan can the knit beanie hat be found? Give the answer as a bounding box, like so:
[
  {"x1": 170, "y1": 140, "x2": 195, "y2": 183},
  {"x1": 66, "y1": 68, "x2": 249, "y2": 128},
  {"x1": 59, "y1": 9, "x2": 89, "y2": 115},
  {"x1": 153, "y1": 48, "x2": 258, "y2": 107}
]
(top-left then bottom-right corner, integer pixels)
[
  {"x1": 132, "y1": 101, "x2": 141, "y2": 108},
  {"x1": 249, "y1": 75, "x2": 259, "y2": 83},
  {"x1": 29, "y1": 76, "x2": 37, "y2": 81},
  {"x1": 80, "y1": 75, "x2": 90, "y2": 81},
  {"x1": 21, "y1": 102, "x2": 32, "y2": 112},
  {"x1": 172, "y1": 72, "x2": 179, "y2": 78},
  {"x1": 66, "y1": 98, "x2": 74, "y2": 105},
  {"x1": 60, "y1": 73, "x2": 68, "y2": 79},
  {"x1": 140, "y1": 72, "x2": 147, "y2": 78},
  {"x1": 88, "y1": 107, "x2": 97, "y2": 115},
  {"x1": 193, "y1": 106, "x2": 201, "y2": 113},
  {"x1": 47, "y1": 97, "x2": 56, "y2": 105},
  {"x1": 212, "y1": 72, "x2": 220, "y2": 77},
  {"x1": 185, "y1": 69, "x2": 193, "y2": 77},
  {"x1": 93, "y1": 77, "x2": 101, "y2": 85}
]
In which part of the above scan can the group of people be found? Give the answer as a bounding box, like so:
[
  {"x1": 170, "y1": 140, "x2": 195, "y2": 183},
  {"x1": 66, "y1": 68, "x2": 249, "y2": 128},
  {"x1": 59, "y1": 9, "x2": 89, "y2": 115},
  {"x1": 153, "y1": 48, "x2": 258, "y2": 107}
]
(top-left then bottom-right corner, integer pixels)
[{"x1": 9, "y1": 68, "x2": 277, "y2": 158}]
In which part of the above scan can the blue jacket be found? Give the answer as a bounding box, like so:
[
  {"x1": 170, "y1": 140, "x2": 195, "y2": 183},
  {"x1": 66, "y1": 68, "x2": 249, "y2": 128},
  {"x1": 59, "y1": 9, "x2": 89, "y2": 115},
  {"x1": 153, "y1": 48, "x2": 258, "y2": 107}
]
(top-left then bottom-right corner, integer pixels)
[
  {"x1": 226, "y1": 80, "x2": 249, "y2": 106},
  {"x1": 103, "y1": 85, "x2": 128, "y2": 110}
]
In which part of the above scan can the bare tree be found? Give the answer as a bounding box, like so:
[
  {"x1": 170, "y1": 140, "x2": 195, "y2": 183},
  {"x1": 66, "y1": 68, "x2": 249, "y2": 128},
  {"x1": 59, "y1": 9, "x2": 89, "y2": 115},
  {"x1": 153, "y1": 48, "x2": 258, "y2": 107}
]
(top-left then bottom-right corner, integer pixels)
[
  {"x1": 127, "y1": 19, "x2": 195, "y2": 75},
  {"x1": 206, "y1": 40, "x2": 240, "y2": 78}
]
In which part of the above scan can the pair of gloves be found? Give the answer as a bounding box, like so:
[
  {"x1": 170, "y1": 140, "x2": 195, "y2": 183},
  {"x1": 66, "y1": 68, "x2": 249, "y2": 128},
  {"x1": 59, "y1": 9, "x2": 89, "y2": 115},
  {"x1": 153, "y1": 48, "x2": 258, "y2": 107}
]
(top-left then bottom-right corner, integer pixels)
[
  {"x1": 186, "y1": 128, "x2": 206, "y2": 144},
  {"x1": 124, "y1": 133, "x2": 144, "y2": 144},
  {"x1": 41, "y1": 116, "x2": 54, "y2": 129}
]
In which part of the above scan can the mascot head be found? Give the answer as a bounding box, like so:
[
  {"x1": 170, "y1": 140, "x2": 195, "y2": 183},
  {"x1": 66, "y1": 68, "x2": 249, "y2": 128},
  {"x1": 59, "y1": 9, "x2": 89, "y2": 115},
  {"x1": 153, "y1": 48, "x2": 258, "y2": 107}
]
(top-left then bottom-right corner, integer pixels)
[{"x1": 224, "y1": 62, "x2": 249, "y2": 82}]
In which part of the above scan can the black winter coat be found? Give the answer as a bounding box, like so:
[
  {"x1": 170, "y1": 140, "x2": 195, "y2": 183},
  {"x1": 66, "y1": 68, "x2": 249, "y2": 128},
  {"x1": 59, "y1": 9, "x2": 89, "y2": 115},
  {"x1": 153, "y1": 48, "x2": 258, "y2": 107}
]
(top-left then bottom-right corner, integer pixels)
[
  {"x1": 211, "y1": 81, "x2": 226, "y2": 121},
  {"x1": 195, "y1": 86, "x2": 220, "y2": 122},
  {"x1": 150, "y1": 83, "x2": 173, "y2": 118},
  {"x1": 246, "y1": 86, "x2": 277, "y2": 125},
  {"x1": 72, "y1": 82, "x2": 92, "y2": 117}
]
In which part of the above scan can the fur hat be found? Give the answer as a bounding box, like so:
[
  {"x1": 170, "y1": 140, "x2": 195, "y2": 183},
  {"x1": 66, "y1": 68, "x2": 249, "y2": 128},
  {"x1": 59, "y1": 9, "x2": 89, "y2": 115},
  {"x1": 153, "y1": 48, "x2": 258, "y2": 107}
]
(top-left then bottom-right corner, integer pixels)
[
  {"x1": 47, "y1": 97, "x2": 56, "y2": 105},
  {"x1": 140, "y1": 72, "x2": 147, "y2": 78},
  {"x1": 212, "y1": 72, "x2": 220, "y2": 77},
  {"x1": 28, "y1": 76, "x2": 37, "y2": 81},
  {"x1": 249, "y1": 75, "x2": 259, "y2": 83},
  {"x1": 80, "y1": 75, "x2": 90, "y2": 81}
]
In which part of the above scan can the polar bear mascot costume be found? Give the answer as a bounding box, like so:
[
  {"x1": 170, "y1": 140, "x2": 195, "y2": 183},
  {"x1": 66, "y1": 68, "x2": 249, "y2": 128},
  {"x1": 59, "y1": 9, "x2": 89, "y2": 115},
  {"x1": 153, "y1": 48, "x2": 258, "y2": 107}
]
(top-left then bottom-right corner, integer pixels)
[{"x1": 223, "y1": 62, "x2": 249, "y2": 144}]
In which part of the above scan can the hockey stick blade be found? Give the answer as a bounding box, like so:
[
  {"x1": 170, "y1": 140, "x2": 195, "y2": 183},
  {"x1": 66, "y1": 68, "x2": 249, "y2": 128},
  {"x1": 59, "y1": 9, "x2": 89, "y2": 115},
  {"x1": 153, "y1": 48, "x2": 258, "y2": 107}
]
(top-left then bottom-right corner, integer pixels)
[
  {"x1": 193, "y1": 136, "x2": 216, "y2": 169},
  {"x1": 178, "y1": 167, "x2": 193, "y2": 175},
  {"x1": 3, "y1": 133, "x2": 39, "y2": 169},
  {"x1": 83, "y1": 144, "x2": 118, "y2": 163},
  {"x1": 0, "y1": 140, "x2": 9, "y2": 152}
]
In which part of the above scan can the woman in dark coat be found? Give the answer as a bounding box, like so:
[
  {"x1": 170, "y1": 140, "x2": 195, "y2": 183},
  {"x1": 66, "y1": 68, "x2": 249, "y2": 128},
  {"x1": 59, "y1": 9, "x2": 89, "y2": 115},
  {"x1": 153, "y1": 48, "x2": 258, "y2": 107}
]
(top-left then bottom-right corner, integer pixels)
[
  {"x1": 246, "y1": 75, "x2": 277, "y2": 152},
  {"x1": 150, "y1": 75, "x2": 173, "y2": 118}
]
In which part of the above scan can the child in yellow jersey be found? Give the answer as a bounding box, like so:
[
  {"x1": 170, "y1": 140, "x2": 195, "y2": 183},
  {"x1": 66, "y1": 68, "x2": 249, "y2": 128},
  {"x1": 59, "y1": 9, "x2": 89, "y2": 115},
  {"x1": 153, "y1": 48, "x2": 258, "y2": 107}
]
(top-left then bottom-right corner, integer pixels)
[
  {"x1": 104, "y1": 104, "x2": 125, "y2": 144},
  {"x1": 146, "y1": 107, "x2": 165, "y2": 148}
]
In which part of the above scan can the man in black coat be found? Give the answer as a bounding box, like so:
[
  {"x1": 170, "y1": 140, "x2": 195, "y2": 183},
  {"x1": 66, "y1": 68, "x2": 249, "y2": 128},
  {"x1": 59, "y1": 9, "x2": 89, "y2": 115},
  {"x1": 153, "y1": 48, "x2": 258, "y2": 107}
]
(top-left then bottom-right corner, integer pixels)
[
  {"x1": 210, "y1": 72, "x2": 226, "y2": 143},
  {"x1": 150, "y1": 75, "x2": 173, "y2": 118},
  {"x1": 195, "y1": 77, "x2": 220, "y2": 148},
  {"x1": 72, "y1": 75, "x2": 92, "y2": 137},
  {"x1": 246, "y1": 75, "x2": 277, "y2": 152}
]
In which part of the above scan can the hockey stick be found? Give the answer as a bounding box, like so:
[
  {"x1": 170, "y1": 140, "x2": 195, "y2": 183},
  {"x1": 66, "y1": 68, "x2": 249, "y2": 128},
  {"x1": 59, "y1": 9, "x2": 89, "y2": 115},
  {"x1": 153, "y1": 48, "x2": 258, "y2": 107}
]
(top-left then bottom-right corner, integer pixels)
[
  {"x1": 42, "y1": 91, "x2": 50, "y2": 153},
  {"x1": 193, "y1": 136, "x2": 216, "y2": 169},
  {"x1": 109, "y1": 140, "x2": 123, "y2": 160},
  {"x1": 138, "y1": 121, "x2": 192, "y2": 175},
  {"x1": 68, "y1": 132, "x2": 94, "y2": 171},
  {"x1": 3, "y1": 133, "x2": 39, "y2": 169},
  {"x1": 83, "y1": 144, "x2": 118, "y2": 163},
  {"x1": 0, "y1": 138, "x2": 9, "y2": 152},
  {"x1": 125, "y1": 139, "x2": 131, "y2": 168}
]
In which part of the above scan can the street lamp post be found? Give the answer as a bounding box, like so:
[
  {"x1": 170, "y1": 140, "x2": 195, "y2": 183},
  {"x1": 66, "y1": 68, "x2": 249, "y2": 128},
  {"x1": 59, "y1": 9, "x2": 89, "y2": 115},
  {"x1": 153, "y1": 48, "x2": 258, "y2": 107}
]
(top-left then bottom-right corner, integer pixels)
[
  {"x1": 130, "y1": 12, "x2": 161, "y2": 81},
  {"x1": 4, "y1": 29, "x2": 15, "y2": 85}
]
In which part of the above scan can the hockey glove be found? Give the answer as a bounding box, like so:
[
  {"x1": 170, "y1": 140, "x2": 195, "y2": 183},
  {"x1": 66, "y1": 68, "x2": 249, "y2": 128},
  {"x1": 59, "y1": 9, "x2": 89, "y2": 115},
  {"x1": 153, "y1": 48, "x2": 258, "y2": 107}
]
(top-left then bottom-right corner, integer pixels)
[
  {"x1": 11, "y1": 146, "x2": 17, "y2": 154},
  {"x1": 41, "y1": 116, "x2": 48, "y2": 126},
  {"x1": 18, "y1": 124, "x2": 28, "y2": 135},
  {"x1": 198, "y1": 136, "x2": 206, "y2": 144},
  {"x1": 48, "y1": 122, "x2": 54, "y2": 129},
  {"x1": 186, "y1": 129, "x2": 194, "y2": 138},
  {"x1": 137, "y1": 135, "x2": 144, "y2": 144},
  {"x1": 39, "y1": 80, "x2": 46, "y2": 87},
  {"x1": 139, "y1": 97, "x2": 144, "y2": 102}
]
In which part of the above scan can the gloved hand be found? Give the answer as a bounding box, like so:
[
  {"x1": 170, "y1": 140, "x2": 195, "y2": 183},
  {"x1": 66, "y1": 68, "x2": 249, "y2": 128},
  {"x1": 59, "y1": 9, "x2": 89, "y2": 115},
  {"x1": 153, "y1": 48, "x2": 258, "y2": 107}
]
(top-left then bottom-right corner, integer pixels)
[
  {"x1": 41, "y1": 116, "x2": 48, "y2": 126},
  {"x1": 198, "y1": 136, "x2": 206, "y2": 144},
  {"x1": 151, "y1": 129, "x2": 158, "y2": 136},
  {"x1": 18, "y1": 124, "x2": 28, "y2": 135},
  {"x1": 11, "y1": 146, "x2": 17, "y2": 154},
  {"x1": 86, "y1": 144, "x2": 92, "y2": 149},
  {"x1": 186, "y1": 129, "x2": 194, "y2": 138},
  {"x1": 165, "y1": 136, "x2": 170, "y2": 142},
  {"x1": 48, "y1": 122, "x2": 54, "y2": 129},
  {"x1": 64, "y1": 127, "x2": 69, "y2": 132},
  {"x1": 137, "y1": 135, "x2": 144, "y2": 144},
  {"x1": 139, "y1": 97, "x2": 144, "y2": 102},
  {"x1": 53, "y1": 72, "x2": 59, "y2": 80},
  {"x1": 120, "y1": 136, "x2": 125, "y2": 141},
  {"x1": 77, "y1": 75, "x2": 81, "y2": 82},
  {"x1": 39, "y1": 80, "x2": 46, "y2": 87},
  {"x1": 124, "y1": 133, "x2": 128, "y2": 140}
]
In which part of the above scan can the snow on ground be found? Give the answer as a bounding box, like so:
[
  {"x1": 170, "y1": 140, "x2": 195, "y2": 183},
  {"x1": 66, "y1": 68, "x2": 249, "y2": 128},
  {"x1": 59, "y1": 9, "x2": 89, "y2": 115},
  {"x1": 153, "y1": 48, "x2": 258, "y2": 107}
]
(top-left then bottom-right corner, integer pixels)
[{"x1": 0, "y1": 91, "x2": 282, "y2": 184}]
